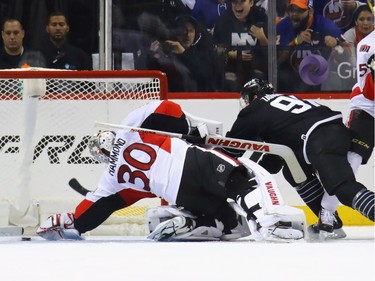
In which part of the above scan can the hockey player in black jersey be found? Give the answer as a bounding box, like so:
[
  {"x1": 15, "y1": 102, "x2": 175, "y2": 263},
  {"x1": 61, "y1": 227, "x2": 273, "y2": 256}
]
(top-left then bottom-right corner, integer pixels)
[{"x1": 222, "y1": 78, "x2": 375, "y2": 236}]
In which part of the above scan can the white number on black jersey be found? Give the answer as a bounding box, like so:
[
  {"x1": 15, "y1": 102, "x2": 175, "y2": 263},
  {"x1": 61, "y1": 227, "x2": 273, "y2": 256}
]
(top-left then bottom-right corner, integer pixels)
[{"x1": 270, "y1": 96, "x2": 319, "y2": 114}]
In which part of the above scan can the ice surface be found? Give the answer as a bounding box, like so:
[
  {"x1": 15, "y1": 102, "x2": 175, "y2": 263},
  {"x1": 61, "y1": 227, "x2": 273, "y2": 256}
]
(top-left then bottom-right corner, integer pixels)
[{"x1": 0, "y1": 226, "x2": 374, "y2": 281}]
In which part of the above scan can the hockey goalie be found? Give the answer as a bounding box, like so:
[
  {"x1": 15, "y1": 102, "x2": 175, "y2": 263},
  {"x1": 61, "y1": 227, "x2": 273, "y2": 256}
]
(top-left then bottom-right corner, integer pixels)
[{"x1": 37, "y1": 100, "x2": 305, "y2": 241}]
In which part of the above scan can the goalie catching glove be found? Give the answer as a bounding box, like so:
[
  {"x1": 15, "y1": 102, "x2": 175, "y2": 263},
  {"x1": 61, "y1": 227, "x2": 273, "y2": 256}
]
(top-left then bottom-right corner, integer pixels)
[{"x1": 36, "y1": 213, "x2": 82, "y2": 241}]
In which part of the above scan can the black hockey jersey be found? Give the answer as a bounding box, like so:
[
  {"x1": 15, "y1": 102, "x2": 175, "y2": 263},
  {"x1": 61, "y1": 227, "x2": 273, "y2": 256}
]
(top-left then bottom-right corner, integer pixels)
[{"x1": 225, "y1": 94, "x2": 343, "y2": 164}]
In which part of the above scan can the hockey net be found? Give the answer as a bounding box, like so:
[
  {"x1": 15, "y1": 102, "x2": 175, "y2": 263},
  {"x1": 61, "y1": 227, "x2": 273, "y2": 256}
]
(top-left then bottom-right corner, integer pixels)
[{"x1": 0, "y1": 68, "x2": 167, "y2": 236}]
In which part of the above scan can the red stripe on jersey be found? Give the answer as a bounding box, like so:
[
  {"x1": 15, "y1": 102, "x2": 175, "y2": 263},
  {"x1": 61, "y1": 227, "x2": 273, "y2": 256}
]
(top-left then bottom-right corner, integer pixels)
[
  {"x1": 346, "y1": 110, "x2": 355, "y2": 128},
  {"x1": 118, "y1": 188, "x2": 157, "y2": 206},
  {"x1": 139, "y1": 131, "x2": 172, "y2": 153},
  {"x1": 350, "y1": 85, "x2": 361, "y2": 99},
  {"x1": 363, "y1": 73, "x2": 374, "y2": 101},
  {"x1": 154, "y1": 100, "x2": 184, "y2": 118},
  {"x1": 74, "y1": 199, "x2": 94, "y2": 219}
]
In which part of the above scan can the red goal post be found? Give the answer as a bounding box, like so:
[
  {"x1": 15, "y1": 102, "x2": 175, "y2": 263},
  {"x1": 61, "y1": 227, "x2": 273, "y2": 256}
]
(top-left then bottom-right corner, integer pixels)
[
  {"x1": 0, "y1": 69, "x2": 168, "y2": 235},
  {"x1": 0, "y1": 69, "x2": 168, "y2": 100}
]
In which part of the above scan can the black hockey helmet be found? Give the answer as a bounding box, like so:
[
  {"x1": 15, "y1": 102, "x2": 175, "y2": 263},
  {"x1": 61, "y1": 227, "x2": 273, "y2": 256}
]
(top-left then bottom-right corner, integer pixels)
[{"x1": 240, "y1": 78, "x2": 274, "y2": 104}]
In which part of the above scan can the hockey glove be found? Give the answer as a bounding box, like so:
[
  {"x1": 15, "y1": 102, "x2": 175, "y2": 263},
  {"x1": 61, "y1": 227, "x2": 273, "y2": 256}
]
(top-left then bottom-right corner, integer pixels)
[{"x1": 36, "y1": 213, "x2": 82, "y2": 241}]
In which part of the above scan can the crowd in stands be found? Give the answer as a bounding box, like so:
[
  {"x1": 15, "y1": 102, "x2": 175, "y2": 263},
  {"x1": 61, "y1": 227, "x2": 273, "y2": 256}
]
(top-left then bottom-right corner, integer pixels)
[{"x1": 0, "y1": 0, "x2": 373, "y2": 92}]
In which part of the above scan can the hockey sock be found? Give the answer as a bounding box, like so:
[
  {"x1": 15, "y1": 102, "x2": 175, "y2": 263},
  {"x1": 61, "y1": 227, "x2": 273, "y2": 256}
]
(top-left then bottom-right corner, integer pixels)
[
  {"x1": 353, "y1": 189, "x2": 375, "y2": 221},
  {"x1": 321, "y1": 193, "x2": 340, "y2": 212},
  {"x1": 295, "y1": 177, "x2": 324, "y2": 217}
]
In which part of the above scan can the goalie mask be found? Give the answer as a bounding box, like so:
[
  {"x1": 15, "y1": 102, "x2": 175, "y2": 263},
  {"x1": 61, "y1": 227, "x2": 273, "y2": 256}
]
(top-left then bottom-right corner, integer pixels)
[
  {"x1": 88, "y1": 131, "x2": 116, "y2": 163},
  {"x1": 240, "y1": 78, "x2": 274, "y2": 105}
]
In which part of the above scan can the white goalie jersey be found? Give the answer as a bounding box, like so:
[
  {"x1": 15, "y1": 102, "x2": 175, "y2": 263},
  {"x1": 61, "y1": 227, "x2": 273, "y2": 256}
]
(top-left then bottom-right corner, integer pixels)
[{"x1": 88, "y1": 130, "x2": 189, "y2": 205}]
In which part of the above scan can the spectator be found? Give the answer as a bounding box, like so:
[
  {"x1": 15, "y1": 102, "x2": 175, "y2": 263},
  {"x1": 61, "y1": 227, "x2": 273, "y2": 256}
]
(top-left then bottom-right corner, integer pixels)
[
  {"x1": 343, "y1": 4, "x2": 374, "y2": 47},
  {"x1": 0, "y1": 18, "x2": 44, "y2": 69},
  {"x1": 188, "y1": 0, "x2": 229, "y2": 33},
  {"x1": 39, "y1": 11, "x2": 92, "y2": 70},
  {"x1": 255, "y1": 0, "x2": 291, "y2": 24},
  {"x1": 276, "y1": 0, "x2": 291, "y2": 24},
  {"x1": 213, "y1": 0, "x2": 268, "y2": 91},
  {"x1": 255, "y1": 0, "x2": 267, "y2": 10},
  {"x1": 276, "y1": 0, "x2": 345, "y2": 92},
  {"x1": 0, "y1": 18, "x2": 25, "y2": 69},
  {"x1": 313, "y1": 0, "x2": 368, "y2": 33},
  {"x1": 113, "y1": 0, "x2": 191, "y2": 30},
  {"x1": 141, "y1": 13, "x2": 218, "y2": 92}
]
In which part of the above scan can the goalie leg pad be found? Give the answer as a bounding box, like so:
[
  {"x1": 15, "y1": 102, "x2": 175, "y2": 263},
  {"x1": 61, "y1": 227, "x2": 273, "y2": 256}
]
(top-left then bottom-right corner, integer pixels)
[
  {"x1": 235, "y1": 187, "x2": 281, "y2": 228},
  {"x1": 184, "y1": 111, "x2": 223, "y2": 136}
]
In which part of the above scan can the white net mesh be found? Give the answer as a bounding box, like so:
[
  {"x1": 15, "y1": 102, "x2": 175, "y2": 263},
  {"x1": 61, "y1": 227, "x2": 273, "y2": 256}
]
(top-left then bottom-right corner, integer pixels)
[
  {"x1": 0, "y1": 68, "x2": 167, "y2": 235},
  {"x1": 0, "y1": 68, "x2": 166, "y2": 100}
]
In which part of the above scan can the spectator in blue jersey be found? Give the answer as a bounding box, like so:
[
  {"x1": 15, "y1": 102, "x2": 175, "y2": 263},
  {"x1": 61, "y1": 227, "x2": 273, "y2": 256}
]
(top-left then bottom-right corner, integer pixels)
[
  {"x1": 213, "y1": 0, "x2": 268, "y2": 92},
  {"x1": 313, "y1": 0, "x2": 368, "y2": 33},
  {"x1": 276, "y1": 0, "x2": 346, "y2": 92},
  {"x1": 187, "y1": 0, "x2": 229, "y2": 33}
]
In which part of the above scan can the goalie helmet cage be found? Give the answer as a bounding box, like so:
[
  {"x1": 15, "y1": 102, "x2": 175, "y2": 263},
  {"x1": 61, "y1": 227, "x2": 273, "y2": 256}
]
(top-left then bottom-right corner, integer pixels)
[{"x1": 0, "y1": 69, "x2": 168, "y2": 236}]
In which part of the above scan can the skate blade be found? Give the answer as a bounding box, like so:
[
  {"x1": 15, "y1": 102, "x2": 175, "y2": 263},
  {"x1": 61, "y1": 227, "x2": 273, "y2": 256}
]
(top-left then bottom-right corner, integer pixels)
[{"x1": 307, "y1": 226, "x2": 347, "y2": 241}]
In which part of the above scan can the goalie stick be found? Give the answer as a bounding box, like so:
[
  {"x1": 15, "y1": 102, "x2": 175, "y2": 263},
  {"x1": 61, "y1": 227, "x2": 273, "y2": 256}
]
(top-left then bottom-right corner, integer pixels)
[
  {"x1": 0, "y1": 226, "x2": 24, "y2": 236},
  {"x1": 68, "y1": 178, "x2": 91, "y2": 196},
  {"x1": 95, "y1": 121, "x2": 307, "y2": 183}
]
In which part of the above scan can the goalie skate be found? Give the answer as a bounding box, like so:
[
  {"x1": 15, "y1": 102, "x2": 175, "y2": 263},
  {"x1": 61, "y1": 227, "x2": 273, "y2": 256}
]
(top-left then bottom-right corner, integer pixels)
[
  {"x1": 147, "y1": 216, "x2": 196, "y2": 241},
  {"x1": 261, "y1": 221, "x2": 304, "y2": 240},
  {"x1": 171, "y1": 225, "x2": 223, "y2": 241}
]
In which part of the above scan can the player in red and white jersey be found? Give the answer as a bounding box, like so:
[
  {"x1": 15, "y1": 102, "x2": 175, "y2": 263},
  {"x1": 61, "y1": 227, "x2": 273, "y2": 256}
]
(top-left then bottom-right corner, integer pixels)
[
  {"x1": 317, "y1": 29, "x2": 374, "y2": 237},
  {"x1": 347, "y1": 30, "x2": 374, "y2": 172}
]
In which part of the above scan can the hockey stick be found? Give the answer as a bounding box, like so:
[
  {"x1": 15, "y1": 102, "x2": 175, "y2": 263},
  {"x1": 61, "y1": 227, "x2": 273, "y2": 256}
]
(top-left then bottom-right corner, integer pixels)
[
  {"x1": 0, "y1": 226, "x2": 24, "y2": 236},
  {"x1": 94, "y1": 121, "x2": 307, "y2": 183},
  {"x1": 68, "y1": 178, "x2": 91, "y2": 196}
]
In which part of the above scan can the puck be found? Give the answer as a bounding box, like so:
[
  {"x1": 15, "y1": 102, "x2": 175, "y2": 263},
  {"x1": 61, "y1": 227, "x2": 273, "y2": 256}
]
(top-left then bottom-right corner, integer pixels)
[{"x1": 21, "y1": 237, "x2": 31, "y2": 241}]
